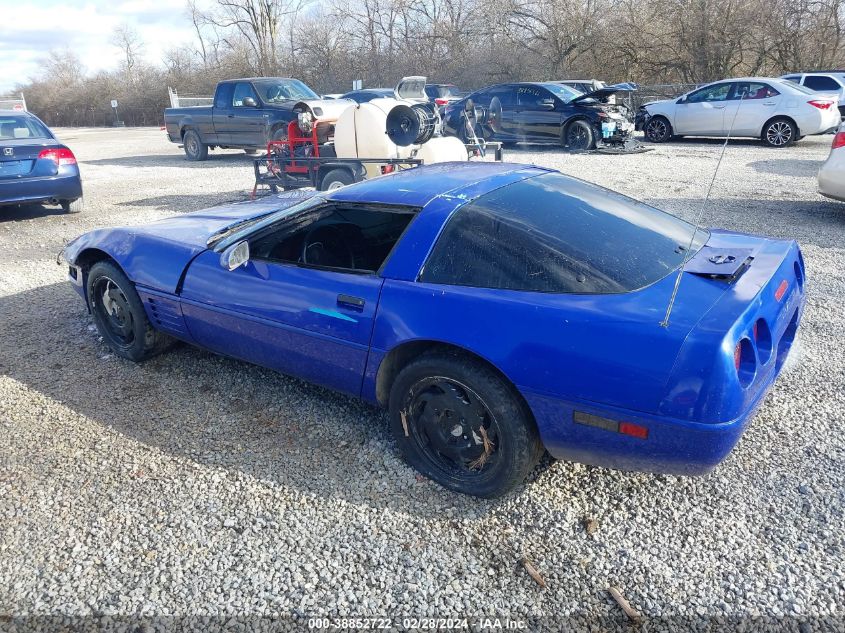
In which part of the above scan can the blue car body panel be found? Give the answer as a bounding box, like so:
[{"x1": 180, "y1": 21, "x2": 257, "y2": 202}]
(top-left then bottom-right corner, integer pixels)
[{"x1": 64, "y1": 162, "x2": 806, "y2": 477}]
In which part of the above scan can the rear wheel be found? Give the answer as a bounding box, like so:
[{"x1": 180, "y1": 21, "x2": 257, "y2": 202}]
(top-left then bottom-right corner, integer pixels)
[
  {"x1": 389, "y1": 351, "x2": 543, "y2": 498},
  {"x1": 644, "y1": 116, "x2": 673, "y2": 143},
  {"x1": 61, "y1": 198, "x2": 83, "y2": 214},
  {"x1": 762, "y1": 118, "x2": 796, "y2": 147},
  {"x1": 183, "y1": 129, "x2": 208, "y2": 161},
  {"x1": 86, "y1": 261, "x2": 172, "y2": 362},
  {"x1": 565, "y1": 120, "x2": 595, "y2": 151},
  {"x1": 319, "y1": 168, "x2": 355, "y2": 191}
]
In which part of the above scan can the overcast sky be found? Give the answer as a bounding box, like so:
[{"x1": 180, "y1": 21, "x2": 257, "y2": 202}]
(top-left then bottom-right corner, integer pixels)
[{"x1": 0, "y1": 0, "x2": 203, "y2": 93}]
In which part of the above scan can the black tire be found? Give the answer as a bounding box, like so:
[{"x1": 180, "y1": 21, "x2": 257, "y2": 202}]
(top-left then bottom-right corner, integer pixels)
[
  {"x1": 565, "y1": 119, "x2": 595, "y2": 151},
  {"x1": 183, "y1": 129, "x2": 208, "y2": 161},
  {"x1": 61, "y1": 197, "x2": 83, "y2": 214},
  {"x1": 319, "y1": 168, "x2": 355, "y2": 191},
  {"x1": 271, "y1": 127, "x2": 287, "y2": 142},
  {"x1": 762, "y1": 118, "x2": 796, "y2": 148},
  {"x1": 644, "y1": 115, "x2": 673, "y2": 143},
  {"x1": 86, "y1": 261, "x2": 172, "y2": 362},
  {"x1": 389, "y1": 350, "x2": 543, "y2": 498}
]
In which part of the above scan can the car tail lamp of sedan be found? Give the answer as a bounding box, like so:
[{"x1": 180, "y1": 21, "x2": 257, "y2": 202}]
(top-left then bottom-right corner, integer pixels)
[
  {"x1": 38, "y1": 148, "x2": 77, "y2": 166},
  {"x1": 808, "y1": 100, "x2": 834, "y2": 110},
  {"x1": 832, "y1": 130, "x2": 845, "y2": 150},
  {"x1": 434, "y1": 98, "x2": 449, "y2": 106}
]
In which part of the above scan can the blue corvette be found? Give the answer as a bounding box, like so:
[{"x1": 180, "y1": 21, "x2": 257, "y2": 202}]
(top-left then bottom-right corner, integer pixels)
[{"x1": 62, "y1": 163, "x2": 805, "y2": 497}]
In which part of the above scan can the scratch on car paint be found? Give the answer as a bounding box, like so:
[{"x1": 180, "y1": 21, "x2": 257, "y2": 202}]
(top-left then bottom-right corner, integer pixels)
[{"x1": 308, "y1": 307, "x2": 358, "y2": 323}]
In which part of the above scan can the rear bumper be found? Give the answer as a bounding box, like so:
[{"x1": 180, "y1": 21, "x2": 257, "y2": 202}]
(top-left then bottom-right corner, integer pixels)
[
  {"x1": 524, "y1": 390, "x2": 763, "y2": 475},
  {"x1": 0, "y1": 173, "x2": 83, "y2": 206}
]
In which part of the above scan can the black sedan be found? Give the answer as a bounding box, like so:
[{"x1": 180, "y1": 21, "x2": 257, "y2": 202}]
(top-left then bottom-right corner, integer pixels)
[
  {"x1": 338, "y1": 89, "x2": 395, "y2": 104},
  {"x1": 441, "y1": 82, "x2": 634, "y2": 150},
  {"x1": 0, "y1": 110, "x2": 83, "y2": 213}
]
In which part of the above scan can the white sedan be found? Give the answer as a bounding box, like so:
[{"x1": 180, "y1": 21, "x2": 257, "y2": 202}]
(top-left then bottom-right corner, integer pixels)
[
  {"x1": 819, "y1": 122, "x2": 845, "y2": 201},
  {"x1": 638, "y1": 77, "x2": 841, "y2": 147}
]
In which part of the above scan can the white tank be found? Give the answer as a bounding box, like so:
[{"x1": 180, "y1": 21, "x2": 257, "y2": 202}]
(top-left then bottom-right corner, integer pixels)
[
  {"x1": 414, "y1": 136, "x2": 468, "y2": 165},
  {"x1": 335, "y1": 98, "x2": 411, "y2": 159}
]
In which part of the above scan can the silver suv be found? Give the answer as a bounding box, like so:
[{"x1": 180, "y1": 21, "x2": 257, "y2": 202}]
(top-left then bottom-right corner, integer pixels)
[{"x1": 781, "y1": 72, "x2": 845, "y2": 116}]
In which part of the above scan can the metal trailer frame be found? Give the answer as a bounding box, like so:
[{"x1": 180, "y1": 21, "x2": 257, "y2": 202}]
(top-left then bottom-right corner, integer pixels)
[
  {"x1": 252, "y1": 118, "x2": 504, "y2": 196},
  {"x1": 253, "y1": 155, "x2": 424, "y2": 196}
]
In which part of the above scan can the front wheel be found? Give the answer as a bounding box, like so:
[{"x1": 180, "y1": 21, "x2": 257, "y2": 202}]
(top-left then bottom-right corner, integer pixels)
[
  {"x1": 762, "y1": 118, "x2": 796, "y2": 147},
  {"x1": 389, "y1": 351, "x2": 543, "y2": 498},
  {"x1": 86, "y1": 261, "x2": 172, "y2": 362},
  {"x1": 183, "y1": 129, "x2": 208, "y2": 161},
  {"x1": 644, "y1": 116, "x2": 673, "y2": 143},
  {"x1": 565, "y1": 120, "x2": 595, "y2": 151}
]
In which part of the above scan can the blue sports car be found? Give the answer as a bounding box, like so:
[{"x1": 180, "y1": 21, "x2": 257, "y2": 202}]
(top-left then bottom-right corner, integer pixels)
[
  {"x1": 0, "y1": 110, "x2": 83, "y2": 213},
  {"x1": 62, "y1": 163, "x2": 805, "y2": 497}
]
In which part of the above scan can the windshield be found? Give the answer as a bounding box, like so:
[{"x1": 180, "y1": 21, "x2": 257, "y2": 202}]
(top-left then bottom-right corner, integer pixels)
[
  {"x1": 210, "y1": 194, "x2": 325, "y2": 249},
  {"x1": 0, "y1": 115, "x2": 51, "y2": 140},
  {"x1": 421, "y1": 172, "x2": 709, "y2": 294},
  {"x1": 253, "y1": 79, "x2": 319, "y2": 103},
  {"x1": 542, "y1": 83, "x2": 582, "y2": 103}
]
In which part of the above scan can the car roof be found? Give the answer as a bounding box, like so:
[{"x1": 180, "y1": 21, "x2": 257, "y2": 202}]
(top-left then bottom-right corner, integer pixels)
[
  {"x1": 0, "y1": 109, "x2": 32, "y2": 116},
  {"x1": 326, "y1": 162, "x2": 550, "y2": 208}
]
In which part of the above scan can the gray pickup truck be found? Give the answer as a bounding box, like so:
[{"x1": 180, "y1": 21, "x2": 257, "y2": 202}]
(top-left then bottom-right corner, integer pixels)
[{"x1": 164, "y1": 78, "x2": 321, "y2": 161}]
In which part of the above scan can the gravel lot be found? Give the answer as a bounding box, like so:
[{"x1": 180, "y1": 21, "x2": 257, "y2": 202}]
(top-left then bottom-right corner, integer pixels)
[{"x1": 1, "y1": 128, "x2": 844, "y2": 630}]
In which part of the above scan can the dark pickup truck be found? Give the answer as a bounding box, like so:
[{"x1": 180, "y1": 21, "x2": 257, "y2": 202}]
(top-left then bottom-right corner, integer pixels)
[{"x1": 164, "y1": 78, "x2": 321, "y2": 161}]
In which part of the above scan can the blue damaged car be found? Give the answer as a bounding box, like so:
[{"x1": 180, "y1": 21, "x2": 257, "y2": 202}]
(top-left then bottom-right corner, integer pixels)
[{"x1": 62, "y1": 163, "x2": 805, "y2": 497}]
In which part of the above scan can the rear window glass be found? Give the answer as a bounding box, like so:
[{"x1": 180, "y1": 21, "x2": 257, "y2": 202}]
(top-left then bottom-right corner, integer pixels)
[
  {"x1": 803, "y1": 75, "x2": 842, "y2": 91},
  {"x1": 420, "y1": 173, "x2": 709, "y2": 294},
  {"x1": 0, "y1": 116, "x2": 50, "y2": 140}
]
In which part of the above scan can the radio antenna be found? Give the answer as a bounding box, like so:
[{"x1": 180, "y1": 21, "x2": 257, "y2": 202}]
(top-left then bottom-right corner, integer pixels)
[{"x1": 660, "y1": 87, "x2": 747, "y2": 328}]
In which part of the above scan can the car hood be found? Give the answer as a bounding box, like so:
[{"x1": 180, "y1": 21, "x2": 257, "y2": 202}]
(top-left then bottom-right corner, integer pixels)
[
  {"x1": 63, "y1": 190, "x2": 318, "y2": 293},
  {"x1": 569, "y1": 82, "x2": 638, "y2": 104}
]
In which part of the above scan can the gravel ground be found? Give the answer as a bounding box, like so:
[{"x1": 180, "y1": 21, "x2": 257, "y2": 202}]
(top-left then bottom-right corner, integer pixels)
[{"x1": 1, "y1": 128, "x2": 844, "y2": 631}]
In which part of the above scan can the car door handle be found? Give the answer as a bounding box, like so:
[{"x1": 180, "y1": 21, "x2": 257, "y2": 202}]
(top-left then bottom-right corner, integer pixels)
[
  {"x1": 713, "y1": 105, "x2": 726, "y2": 109},
  {"x1": 762, "y1": 101, "x2": 776, "y2": 106},
  {"x1": 228, "y1": 114, "x2": 235, "y2": 118},
  {"x1": 337, "y1": 294, "x2": 365, "y2": 310}
]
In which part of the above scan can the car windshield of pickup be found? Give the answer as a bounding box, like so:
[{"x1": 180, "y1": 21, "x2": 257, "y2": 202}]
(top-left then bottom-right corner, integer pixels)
[{"x1": 254, "y1": 79, "x2": 319, "y2": 103}]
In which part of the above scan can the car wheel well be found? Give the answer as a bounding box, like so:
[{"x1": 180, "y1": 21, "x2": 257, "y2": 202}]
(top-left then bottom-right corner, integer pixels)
[
  {"x1": 375, "y1": 341, "x2": 537, "y2": 426},
  {"x1": 563, "y1": 116, "x2": 592, "y2": 134},
  {"x1": 74, "y1": 248, "x2": 117, "y2": 273},
  {"x1": 762, "y1": 115, "x2": 799, "y2": 136}
]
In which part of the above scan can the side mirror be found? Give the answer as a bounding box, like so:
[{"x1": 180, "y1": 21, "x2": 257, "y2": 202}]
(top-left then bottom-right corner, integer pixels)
[
  {"x1": 677, "y1": 97, "x2": 687, "y2": 104},
  {"x1": 540, "y1": 99, "x2": 556, "y2": 110},
  {"x1": 242, "y1": 96, "x2": 257, "y2": 107},
  {"x1": 220, "y1": 240, "x2": 250, "y2": 270}
]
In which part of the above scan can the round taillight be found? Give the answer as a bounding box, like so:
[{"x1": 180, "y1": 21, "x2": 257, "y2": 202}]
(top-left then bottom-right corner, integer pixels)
[
  {"x1": 735, "y1": 337, "x2": 756, "y2": 387},
  {"x1": 755, "y1": 318, "x2": 773, "y2": 364}
]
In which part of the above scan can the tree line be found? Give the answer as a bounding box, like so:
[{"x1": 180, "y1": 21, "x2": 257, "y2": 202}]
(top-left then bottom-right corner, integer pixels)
[{"x1": 13, "y1": 0, "x2": 845, "y2": 127}]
